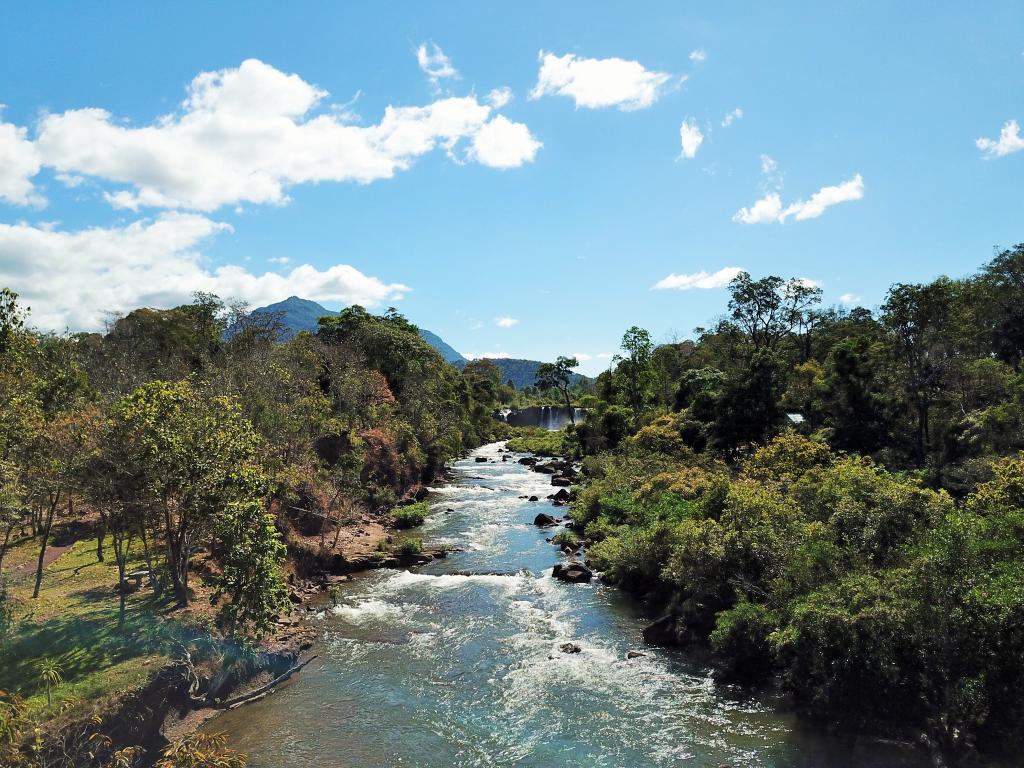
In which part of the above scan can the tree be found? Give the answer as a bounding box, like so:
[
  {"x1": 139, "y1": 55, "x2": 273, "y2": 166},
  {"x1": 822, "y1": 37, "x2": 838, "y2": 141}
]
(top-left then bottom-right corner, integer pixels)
[
  {"x1": 535, "y1": 356, "x2": 579, "y2": 423},
  {"x1": 38, "y1": 657, "x2": 63, "y2": 709},
  {"x1": 882, "y1": 279, "x2": 961, "y2": 465},
  {"x1": 726, "y1": 272, "x2": 822, "y2": 352},
  {"x1": 615, "y1": 327, "x2": 654, "y2": 423},
  {"x1": 113, "y1": 381, "x2": 276, "y2": 608}
]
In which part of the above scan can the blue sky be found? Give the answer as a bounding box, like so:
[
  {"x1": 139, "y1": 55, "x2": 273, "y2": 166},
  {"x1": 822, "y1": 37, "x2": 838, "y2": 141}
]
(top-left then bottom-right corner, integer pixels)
[{"x1": 0, "y1": 2, "x2": 1022, "y2": 374}]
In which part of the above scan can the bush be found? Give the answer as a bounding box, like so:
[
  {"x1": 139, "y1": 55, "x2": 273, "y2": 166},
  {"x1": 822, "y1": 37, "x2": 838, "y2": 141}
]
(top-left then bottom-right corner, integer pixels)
[
  {"x1": 710, "y1": 601, "x2": 779, "y2": 682},
  {"x1": 393, "y1": 501, "x2": 428, "y2": 529},
  {"x1": 397, "y1": 537, "x2": 423, "y2": 555},
  {"x1": 551, "y1": 530, "x2": 580, "y2": 547},
  {"x1": 506, "y1": 428, "x2": 567, "y2": 456}
]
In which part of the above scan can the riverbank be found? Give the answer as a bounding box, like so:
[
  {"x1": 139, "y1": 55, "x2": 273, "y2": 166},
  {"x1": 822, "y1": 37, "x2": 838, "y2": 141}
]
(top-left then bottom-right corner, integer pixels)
[{"x1": 213, "y1": 442, "x2": 930, "y2": 768}]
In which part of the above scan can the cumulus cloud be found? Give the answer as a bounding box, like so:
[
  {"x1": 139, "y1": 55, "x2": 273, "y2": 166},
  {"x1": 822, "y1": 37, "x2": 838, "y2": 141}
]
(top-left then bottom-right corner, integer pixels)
[
  {"x1": 0, "y1": 118, "x2": 44, "y2": 207},
  {"x1": 679, "y1": 118, "x2": 704, "y2": 159},
  {"x1": 689, "y1": 49, "x2": 706, "y2": 63},
  {"x1": 721, "y1": 108, "x2": 743, "y2": 127},
  {"x1": 839, "y1": 292, "x2": 862, "y2": 305},
  {"x1": 486, "y1": 87, "x2": 513, "y2": 109},
  {"x1": 470, "y1": 115, "x2": 542, "y2": 169},
  {"x1": 0, "y1": 214, "x2": 409, "y2": 331},
  {"x1": 733, "y1": 174, "x2": 864, "y2": 224},
  {"x1": 416, "y1": 43, "x2": 459, "y2": 86},
  {"x1": 732, "y1": 192, "x2": 785, "y2": 224},
  {"x1": 530, "y1": 51, "x2": 672, "y2": 111},
  {"x1": 976, "y1": 119, "x2": 1024, "y2": 158},
  {"x1": 494, "y1": 316, "x2": 519, "y2": 328},
  {"x1": 26, "y1": 58, "x2": 538, "y2": 212},
  {"x1": 653, "y1": 266, "x2": 744, "y2": 291}
]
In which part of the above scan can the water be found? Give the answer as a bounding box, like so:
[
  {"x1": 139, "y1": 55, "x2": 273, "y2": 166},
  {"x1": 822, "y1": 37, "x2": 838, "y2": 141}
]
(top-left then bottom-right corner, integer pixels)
[
  {"x1": 219, "y1": 443, "x2": 928, "y2": 767},
  {"x1": 494, "y1": 406, "x2": 585, "y2": 430}
]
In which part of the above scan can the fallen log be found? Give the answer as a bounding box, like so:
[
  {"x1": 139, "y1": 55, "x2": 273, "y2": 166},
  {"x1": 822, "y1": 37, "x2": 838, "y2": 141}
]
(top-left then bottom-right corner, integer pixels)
[{"x1": 219, "y1": 655, "x2": 319, "y2": 710}]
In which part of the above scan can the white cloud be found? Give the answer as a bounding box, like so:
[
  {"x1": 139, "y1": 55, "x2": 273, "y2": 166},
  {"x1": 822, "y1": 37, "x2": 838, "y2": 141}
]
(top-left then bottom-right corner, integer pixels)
[
  {"x1": 653, "y1": 266, "x2": 744, "y2": 291},
  {"x1": 721, "y1": 108, "x2": 743, "y2": 127},
  {"x1": 839, "y1": 292, "x2": 862, "y2": 305},
  {"x1": 530, "y1": 51, "x2": 672, "y2": 111},
  {"x1": 0, "y1": 118, "x2": 44, "y2": 207},
  {"x1": 796, "y1": 277, "x2": 823, "y2": 289},
  {"x1": 573, "y1": 353, "x2": 593, "y2": 362},
  {"x1": 976, "y1": 119, "x2": 1024, "y2": 158},
  {"x1": 470, "y1": 115, "x2": 542, "y2": 169},
  {"x1": 679, "y1": 119, "x2": 704, "y2": 159},
  {"x1": 689, "y1": 49, "x2": 706, "y2": 63},
  {"x1": 760, "y1": 154, "x2": 778, "y2": 174},
  {"x1": 732, "y1": 192, "x2": 785, "y2": 224},
  {"x1": 486, "y1": 87, "x2": 513, "y2": 109},
  {"x1": 29, "y1": 58, "x2": 538, "y2": 212},
  {"x1": 268, "y1": 256, "x2": 290, "y2": 265},
  {"x1": 494, "y1": 316, "x2": 519, "y2": 328},
  {"x1": 416, "y1": 43, "x2": 459, "y2": 85},
  {"x1": 733, "y1": 174, "x2": 864, "y2": 224},
  {"x1": 463, "y1": 351, "x2": 511, "y2": 360},
  {"x1": 0, "y1": 213, "x2": 409, "y2": 331}
]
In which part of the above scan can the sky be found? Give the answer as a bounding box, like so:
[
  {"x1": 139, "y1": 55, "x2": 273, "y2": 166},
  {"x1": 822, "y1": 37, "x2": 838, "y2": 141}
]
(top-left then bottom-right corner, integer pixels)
[{"x1": 0, "y1": 2, "x2": 1022, "y2": 376}]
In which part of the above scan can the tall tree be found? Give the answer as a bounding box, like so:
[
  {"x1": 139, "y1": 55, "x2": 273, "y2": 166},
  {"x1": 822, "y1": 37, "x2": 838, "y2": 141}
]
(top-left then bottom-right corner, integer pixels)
[{"x1": 535, "y1": 356, "x2": 580, "y2": 423}]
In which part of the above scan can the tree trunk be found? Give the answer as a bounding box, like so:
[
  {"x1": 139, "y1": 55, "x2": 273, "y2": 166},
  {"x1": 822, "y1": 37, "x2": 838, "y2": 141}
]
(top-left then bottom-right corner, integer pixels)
[
  {"x1": 0, "y1": 522, "x2": 14, "y2": 574},
  {"x1": 95, "y1": 517, "x2": 105, "y2": 563},
  {"x1": 563, "y1": 387, "x2": 575, "y2": 425},
  {"x1": 32, "y1": 492, "x2": 59, "y2": 599}
]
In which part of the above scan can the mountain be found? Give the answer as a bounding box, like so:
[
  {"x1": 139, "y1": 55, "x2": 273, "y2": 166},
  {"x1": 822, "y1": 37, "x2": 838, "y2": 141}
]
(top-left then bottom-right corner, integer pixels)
[
  {"x1": 246, "y1": 296, "x2": 467, "y2": 364},
  {"x1": 455, "y1": 358, "x2": 588, "y2": 390},
  {"x1": 246, "y1": 298, "x2": 588, "y2": 388},
  {"x1": 417, "y1": 328, "x2": 465, "y2": 364}
]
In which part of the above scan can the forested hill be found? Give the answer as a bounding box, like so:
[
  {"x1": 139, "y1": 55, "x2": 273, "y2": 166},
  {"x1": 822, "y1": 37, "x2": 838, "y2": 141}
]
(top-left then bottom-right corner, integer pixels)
[
  {"x1": 250, "y1": 297, "x2": 590, "y2": 388},
  {"x1": 248, "y1": 296, "x2": 466, "y2": 363},
  {"x1": 455, "y1": 357, "x2": 590, "y2": 390}
]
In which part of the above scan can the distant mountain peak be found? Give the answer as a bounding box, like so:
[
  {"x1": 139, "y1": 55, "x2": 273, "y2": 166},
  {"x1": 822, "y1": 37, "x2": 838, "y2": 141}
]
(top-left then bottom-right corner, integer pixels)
[{"x1": 246, "y1": 296, "x2": 467, "y2": 364}]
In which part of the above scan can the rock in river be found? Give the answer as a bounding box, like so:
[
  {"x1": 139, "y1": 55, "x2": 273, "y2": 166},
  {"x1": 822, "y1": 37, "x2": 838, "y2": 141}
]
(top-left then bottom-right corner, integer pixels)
[
  {"x1": 560, "y1": 642, "x2": 582, "y2": 654},
  {"x1": 552, "y1": 561, "x2": 593, "y2": 583},
  {"x1": 533, "y1": 513, "x2": 559, "y2": 527}
]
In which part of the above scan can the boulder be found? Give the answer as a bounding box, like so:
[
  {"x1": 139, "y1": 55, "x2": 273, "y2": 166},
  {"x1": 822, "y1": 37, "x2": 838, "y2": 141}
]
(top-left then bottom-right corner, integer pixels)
[
  {"x1": 518, "y1": 457, "x2": 537, "y2": 466},
  {"x1": 552, "y1": 561, "x2": 593, "y2": 583},
  {"x1": 533, "y1": 513, "x2": 559, "y2": 527},
  {"x1": 552, "y1": 488, "x2": 571, "y2": 502},
  {"x1": 559, "y1": 642, "x2": 582, "y2": 654},
  {"x1": 533, "y1": 462, "x2": 557, "y2": 474},
  {"x1": 626, "y1": 650, "x2": 647, "y2": 660},
  {"x1": 475, "y1": 456, "x2": 489, "y2": 462},
  {"x1": 551, "y1": 476, "x2": 572, "y2": 487},
  {"x1": 642, "y1": 614, "x2": 679, "y2": 646},
  {"x1": 528, "y1": 495, "x2": 539, "y2": 502}
]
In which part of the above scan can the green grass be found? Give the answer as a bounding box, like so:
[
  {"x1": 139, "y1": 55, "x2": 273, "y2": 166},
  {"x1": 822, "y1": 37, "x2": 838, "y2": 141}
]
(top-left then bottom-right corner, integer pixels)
[
  {"x1": 0, "y1": 535, "x2": 185, "y2": 718},
  {"x1": 506, "y1": 428, "x2": 567, "y2": 456}
]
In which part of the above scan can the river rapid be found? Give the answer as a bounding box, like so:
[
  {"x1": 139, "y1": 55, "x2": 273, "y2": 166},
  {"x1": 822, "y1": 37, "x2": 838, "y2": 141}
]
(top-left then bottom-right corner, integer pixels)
[{"x1": 219, "y1": 442, "x2": 928, "y2": 767}]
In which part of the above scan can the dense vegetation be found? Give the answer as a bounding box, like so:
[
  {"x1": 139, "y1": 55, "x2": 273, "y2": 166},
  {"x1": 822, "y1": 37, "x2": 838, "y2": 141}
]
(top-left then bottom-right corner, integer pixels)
[
  {"x1": 0, "y1": 291, "x2": 504, "y2": 765},
  {"x1": 554, "y1": 245, "x2": 1024, "y2": 763}
]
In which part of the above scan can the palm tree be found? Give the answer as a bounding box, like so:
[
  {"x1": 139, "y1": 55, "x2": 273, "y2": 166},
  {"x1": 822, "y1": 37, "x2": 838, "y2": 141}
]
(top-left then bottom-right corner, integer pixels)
[{"x1": 38, "y1": 658, "x2": 63, "y2": 708}]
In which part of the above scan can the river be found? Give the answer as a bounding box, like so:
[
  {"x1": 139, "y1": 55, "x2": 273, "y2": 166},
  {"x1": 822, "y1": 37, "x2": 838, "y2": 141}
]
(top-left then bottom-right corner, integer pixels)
[{"x1": 218, "y1": 442, "x2": 929, "y2": 767}]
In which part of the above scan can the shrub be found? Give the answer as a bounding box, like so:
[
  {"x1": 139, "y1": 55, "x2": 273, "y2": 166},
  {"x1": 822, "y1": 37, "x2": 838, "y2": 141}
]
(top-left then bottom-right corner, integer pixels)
[
  {"x1": 506, "y1": 428, "x2": 567, "y2": 456},
  {"x1": 393, "y1": 501, "x2": 428, "y2": 529},
  {"x1": 710, "y1": 601, "x2": 779, "y2": 682},
  {"x1": 551, "y1": 530, "x2": 580, "y2": 548},
  {"x1": 397, "y1": 537, "x2": 423, "y2": 556}
]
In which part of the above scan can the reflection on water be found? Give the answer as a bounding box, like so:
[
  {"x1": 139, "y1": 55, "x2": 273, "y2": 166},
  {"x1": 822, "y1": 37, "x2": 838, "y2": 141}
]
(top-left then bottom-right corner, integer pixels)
[{"x1": 218, "y1": 443, "x2": 928, "y2": 768}]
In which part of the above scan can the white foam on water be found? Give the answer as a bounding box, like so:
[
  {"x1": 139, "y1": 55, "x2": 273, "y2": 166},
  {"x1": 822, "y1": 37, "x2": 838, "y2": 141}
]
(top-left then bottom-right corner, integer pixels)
[{"x1": 331, "y1": 598, "x2": 404, "y2": 622}]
